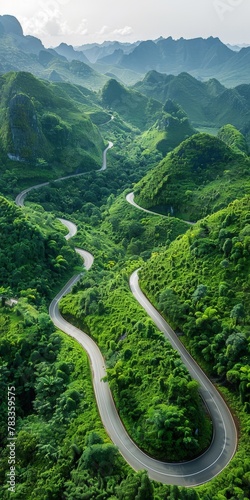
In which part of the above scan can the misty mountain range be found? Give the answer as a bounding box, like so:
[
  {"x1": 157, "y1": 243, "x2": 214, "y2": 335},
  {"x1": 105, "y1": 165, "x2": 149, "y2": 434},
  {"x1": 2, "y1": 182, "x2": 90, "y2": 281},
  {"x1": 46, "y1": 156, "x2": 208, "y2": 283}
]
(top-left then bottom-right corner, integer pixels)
[
  {"x1": 55, "y1": 34, "x2": 250, "y2": 86},
  {"x1": 0, "y1": 14, "x2": 249, "y2": 89}
]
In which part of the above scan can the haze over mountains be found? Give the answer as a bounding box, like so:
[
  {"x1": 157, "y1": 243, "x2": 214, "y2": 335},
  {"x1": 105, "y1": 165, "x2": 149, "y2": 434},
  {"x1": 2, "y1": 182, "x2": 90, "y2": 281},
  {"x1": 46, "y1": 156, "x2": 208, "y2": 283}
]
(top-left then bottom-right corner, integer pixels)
[
  {"x1": 56, "y1": 34, "x2": 250, "y2": 87},
  {"x1": 0, "y1": 15, "x2": 107, "y2": 90},
  {"x1": 0, "y1": 14, "x2": 250, "y2": 89},
  {"x1": 1, "y1": 12, "x2": 250, "y2": 171}
]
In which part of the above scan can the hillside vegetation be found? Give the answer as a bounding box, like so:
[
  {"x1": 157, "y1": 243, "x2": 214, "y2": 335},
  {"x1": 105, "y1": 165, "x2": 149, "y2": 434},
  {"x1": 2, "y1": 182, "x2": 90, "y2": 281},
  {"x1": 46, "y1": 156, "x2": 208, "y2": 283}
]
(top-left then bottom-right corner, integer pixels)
[
  {"x1": 0, "y1": 196, "x2": 79, "y2": 299},
  {"x1": 101, "y1": 78, "x2": 162, "y2": 130},
  {"x1": 0, "y1": 72, "x2": 104, "y2": 189},
  {"x1": 134, "y1": 71, "x2": 250, "y2": 137},
  {"x1": 134, "y1": 133, "x2": 250, "y2": 221},
  {"x1": 218, "y1": 124, "x2": 248, "y2": 155},
  {"x1": 1, "y1": 19, "x2": 250, "y2": 496},
  {"x1": 20, "y1": 154, "x2": 250, "y2": 497},
  {"x1": 139, "y1": 196, "x2": 250, "y2": 409},
  {"x1": 139, "y1": 99, "x2": 195, "y2": 156},
  {"x1": 0, "y1": 300, "x2": 130, "y2": 499},
  {"x1": 0, "y1": 152, "x2": 209, "y2": 499}
]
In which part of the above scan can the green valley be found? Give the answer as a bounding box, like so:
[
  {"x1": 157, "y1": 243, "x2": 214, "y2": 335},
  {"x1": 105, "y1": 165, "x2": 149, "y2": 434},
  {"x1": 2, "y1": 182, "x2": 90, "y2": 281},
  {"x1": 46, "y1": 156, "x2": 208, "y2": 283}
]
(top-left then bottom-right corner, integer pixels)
[{"x1": 0, "y1": 14, "x2": 250, "y2": 500}]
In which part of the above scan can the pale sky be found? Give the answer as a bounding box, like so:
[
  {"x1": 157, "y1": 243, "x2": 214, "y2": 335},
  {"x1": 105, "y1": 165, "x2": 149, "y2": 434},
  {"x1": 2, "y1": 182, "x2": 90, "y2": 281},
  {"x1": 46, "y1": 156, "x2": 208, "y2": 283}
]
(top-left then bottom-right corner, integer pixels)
[{"x1": 0, "y1": 0, "x2": 249, "y2": 47}]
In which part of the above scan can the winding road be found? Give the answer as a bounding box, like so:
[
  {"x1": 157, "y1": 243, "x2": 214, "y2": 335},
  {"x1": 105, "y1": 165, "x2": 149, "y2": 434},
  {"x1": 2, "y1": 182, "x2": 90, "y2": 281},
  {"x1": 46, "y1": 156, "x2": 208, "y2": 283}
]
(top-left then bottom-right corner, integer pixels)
[
  {"x1": 126, "y1": 192, "x2": 195, "y2": 225},
  {"x1": 126, "y1": 192, "x2": 164, "y2": 217},
  {"x1": 15, "y1": 141, "x2": 113, "y2": 207},
  {"x1": 15, "y1": 143, "x2": 237, "y2": 487}
]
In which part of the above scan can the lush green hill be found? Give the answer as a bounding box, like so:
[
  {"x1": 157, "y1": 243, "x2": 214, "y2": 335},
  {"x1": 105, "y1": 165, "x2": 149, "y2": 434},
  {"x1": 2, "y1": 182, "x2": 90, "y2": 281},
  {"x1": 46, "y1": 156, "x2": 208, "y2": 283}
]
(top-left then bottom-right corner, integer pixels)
[
  {"x1": 134, "y1": 133, "x2": 250, "y2": 221},
  {"x1": 0, "y1": 71, "x2": 105, "y2": 189},
  {"x1": 139, "y1": 196, "x2": 250, "y2": 406},
  {"x1": 140, "y1": 99, "x2": 195, "y2": 155},
  {"x1": 134, "y1": 72, "x2": 250, "y2": 134},
  {"x1": 101, "y1": 78, "x2": 162, "y2": 130},
  {"x1": 218, "y1": 124, "x2": 248, "y2": 155},
  {"x1": 137, "y1": 196, "x2": 250, "y2": 498},
  {"x1": 0, "y1": 196, "x2": 79, "y2": 298},
  {"x1": 134, "y1": 71, "x2": 220, "y2": 126}
]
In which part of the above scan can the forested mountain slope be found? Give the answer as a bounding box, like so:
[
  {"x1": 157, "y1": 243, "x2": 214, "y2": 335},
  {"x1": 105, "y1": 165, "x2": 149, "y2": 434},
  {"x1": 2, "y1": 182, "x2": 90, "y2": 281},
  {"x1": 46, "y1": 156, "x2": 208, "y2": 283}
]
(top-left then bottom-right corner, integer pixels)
[
  {"x1": 139, "y1": 99, "x2": 195, "y2": 156},
  {"x1": 101, "y1": 78, "x2": 162, "y2": 130},
  {"x1": 134, "y1": 71, "x2": 250, "y2": 134},
  {"x1": 0, "y1": 196, "x2": 79, "y2": 297},
  {"x1": 140, "y1": 196, "x2": 250, "y2": 408},
  {"x1": 217, "y1": 124, "x2": 249, "y2": 155},
  {"x1": 0, "y1": 13, "x2": 250, "y2": 496},
  {"x1": 134, "y1": 133, "x2": 250, "y2": 221},
  {"x1": 0, "y1": 72, "x2": 105, "y2": 190}
]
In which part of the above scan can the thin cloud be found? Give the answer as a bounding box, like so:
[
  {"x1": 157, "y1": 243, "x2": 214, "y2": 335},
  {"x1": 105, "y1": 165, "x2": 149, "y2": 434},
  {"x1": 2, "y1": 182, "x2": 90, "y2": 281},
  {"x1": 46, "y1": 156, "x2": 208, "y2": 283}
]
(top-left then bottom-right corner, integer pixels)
[
  {"x1": 99, "y1": 25, "x2": 109, "y2": 35},
  {"x1": 75, "y1": 19, "x2": 88, "y2": 35},
  {"x1": 112, "y1": 26, "x2": 133, "y2": 36},
  {"x1": 21, "y1": 8, "x2": 88, "y2": 39},
  {"x1": 44, "y1": 19, "x2": 72, "y2": 36}
]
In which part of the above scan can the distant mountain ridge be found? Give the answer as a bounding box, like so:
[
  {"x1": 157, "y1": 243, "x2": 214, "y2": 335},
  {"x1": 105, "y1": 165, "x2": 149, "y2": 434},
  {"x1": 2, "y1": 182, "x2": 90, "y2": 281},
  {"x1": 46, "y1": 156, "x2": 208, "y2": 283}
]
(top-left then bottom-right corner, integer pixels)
[
  {"x1": 0, "y1": 15, "x2": 107, "y2": 90},
  {"x1": 134, "y1": 71, "x2": 250, "y2": 137},
  {"x1": 120, "y1": 36, "x2": 234, "y2": 73},
  {"x1": 53, "y1": 43, "x2": 90, "y2": 64},
  {"x1": 75, "y1": 40, "x2": 140, "y2": 63},
  {"x1": 0, "y1": 15, "x2": 249, "y2": 89},
  {"x1": 77, "y1": 35, "x2": 250, "y2": 87}
]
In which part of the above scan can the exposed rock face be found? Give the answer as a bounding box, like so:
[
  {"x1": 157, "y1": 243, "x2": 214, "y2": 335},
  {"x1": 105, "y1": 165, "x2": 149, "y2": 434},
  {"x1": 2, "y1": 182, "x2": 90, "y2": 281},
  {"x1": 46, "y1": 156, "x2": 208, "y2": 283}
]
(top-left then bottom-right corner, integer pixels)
[{"x1": 8, "y1": 93, "x2": 44, "y2": 160}]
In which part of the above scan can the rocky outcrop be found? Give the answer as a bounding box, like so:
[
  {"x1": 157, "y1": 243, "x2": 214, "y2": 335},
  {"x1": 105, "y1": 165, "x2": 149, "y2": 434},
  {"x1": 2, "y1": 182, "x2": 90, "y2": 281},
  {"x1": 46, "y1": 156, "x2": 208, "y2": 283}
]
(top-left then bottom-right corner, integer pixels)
[{"x1": 8, "y1": 93, "x2": 45, "y2": 161}]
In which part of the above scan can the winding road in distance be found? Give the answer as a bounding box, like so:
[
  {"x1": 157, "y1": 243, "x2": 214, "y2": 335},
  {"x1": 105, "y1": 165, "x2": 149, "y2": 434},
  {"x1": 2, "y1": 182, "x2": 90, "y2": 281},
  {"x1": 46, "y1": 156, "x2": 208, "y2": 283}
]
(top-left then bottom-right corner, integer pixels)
[
  {"x1": 15, "y1": 141, "x2": 113, "y2": 207},
  {"x1": 15, "y1": 143, "x2": 237, "y2": 487}
]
